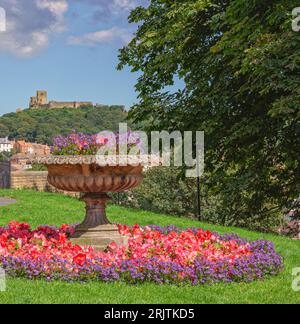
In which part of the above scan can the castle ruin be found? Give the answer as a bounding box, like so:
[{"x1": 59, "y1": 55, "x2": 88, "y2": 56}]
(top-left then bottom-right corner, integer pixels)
[{"x1": 29, "y1": 91, "x2": 93, "y2": 110}]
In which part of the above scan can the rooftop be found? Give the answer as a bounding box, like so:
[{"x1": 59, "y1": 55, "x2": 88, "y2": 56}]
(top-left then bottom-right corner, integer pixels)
[{"x1": 0, "y1": 137, "x2": 12, "y2": 144}]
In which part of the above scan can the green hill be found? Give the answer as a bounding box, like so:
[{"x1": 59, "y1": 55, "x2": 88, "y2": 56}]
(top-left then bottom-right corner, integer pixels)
[{"x1": 0, "y1": 106, "x2": 128, "y2": 145}]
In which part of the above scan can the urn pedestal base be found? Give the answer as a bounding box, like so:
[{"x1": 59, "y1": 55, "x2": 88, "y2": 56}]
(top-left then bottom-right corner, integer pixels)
[
  {"x1": 70, "y1": 193, "x2": 127, "y2": 251},
  {"x1": 70, "y1": 224, "x2": 127, "y2": 251}
]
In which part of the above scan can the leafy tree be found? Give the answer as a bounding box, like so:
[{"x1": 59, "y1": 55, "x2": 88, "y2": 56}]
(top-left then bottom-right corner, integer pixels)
[
  {"x1": 118, "y1": 0, "x2": 300, "y2": 226},
  {"x1": 0, "y1": 106, "x2": 128, "y2": 145}
]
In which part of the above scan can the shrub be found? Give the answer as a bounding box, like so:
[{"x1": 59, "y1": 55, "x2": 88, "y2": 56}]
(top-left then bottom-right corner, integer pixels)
[
  {"x1": 279, "y1": 221, "x2": 300, "y2": 239},
  {"x1": 115, "y1": 167, "x2": 282, "y2": 233},
  {"x1": 0, "y1": 151, "x2": 12, "y2": 162},
  {"x1": 115, "y1": 167, "x2": 199, "y2": 218},
  {"x1": 28, "y1": 164, "x2": 48, "y2": 171}
]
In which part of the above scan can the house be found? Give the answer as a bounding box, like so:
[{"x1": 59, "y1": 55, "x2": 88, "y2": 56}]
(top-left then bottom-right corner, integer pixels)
[
  {"x1": 13, "y1": 141, "x2": 50, "y2": 156},
  {"x1": 0, "y1": 137, "x2": 13, "y2": 153},
  {"x1": 11, "y1": 141, "x2": 51, "y2": 171}
]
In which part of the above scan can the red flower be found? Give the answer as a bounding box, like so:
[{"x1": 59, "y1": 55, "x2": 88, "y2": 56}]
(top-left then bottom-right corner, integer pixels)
[
  {"x1": 73, "y1": 253, "x2": 87, "y2": 266},
  {"x1": 0, "y1": 222, "x2": 253, "y2": 278},
  {"x1": 60, "y1": 224, "x2": 75, "y2": 236}
]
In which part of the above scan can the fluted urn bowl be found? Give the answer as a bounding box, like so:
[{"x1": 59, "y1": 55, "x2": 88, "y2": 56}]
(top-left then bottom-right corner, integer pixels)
[{"x1": 33, "y1": 155, "x2": 145, "y2": 250}]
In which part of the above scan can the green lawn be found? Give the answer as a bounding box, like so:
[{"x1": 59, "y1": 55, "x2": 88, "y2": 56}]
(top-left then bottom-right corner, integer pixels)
[{"x1": 0, "y1": 189, "x2": 299, "y2": 304}]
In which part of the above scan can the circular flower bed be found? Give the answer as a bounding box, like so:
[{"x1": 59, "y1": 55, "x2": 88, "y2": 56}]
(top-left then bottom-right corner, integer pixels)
[{"x1": 0, "y1": 222, "x2": 283, "y2": 285}]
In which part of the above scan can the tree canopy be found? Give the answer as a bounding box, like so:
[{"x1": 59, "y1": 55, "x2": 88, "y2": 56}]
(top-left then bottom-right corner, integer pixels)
[
  {"x1": 118, "y1": 0, "x2": 300, "y2": 224},
  {"x1": 0, "y1": 106, "x2": 127, "y2": 145}
]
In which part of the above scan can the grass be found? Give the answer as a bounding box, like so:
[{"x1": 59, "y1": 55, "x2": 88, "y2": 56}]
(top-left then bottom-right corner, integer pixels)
[{"x1": 0, "y1": 189, "x2": 299, "y2": 304}]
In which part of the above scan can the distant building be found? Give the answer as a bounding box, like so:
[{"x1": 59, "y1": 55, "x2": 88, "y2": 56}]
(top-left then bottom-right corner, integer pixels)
[
  {"x1": 0, "y1": 137, "x2": 14, "y2": 153},
  {"x1": 11, "y1": 141, "x2": 51, "y2": 171},
  {"x1": 10, "y1": 155, "x2": 32, "y2": 172},
  {"x1": 29, "y1": 90, "x2": 93, "y2": 110},
  {"x1": 30, "y1": 90, "x2": 48, "y2": 107},
  {"x1": 13, "y1": 141, "x2": 50, "y2": 156}
]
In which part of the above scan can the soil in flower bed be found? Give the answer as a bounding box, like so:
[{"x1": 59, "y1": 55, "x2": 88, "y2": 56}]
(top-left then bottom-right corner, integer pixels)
[{"x1": 0, "y1": 222, "x2": 284, "y2": 285}]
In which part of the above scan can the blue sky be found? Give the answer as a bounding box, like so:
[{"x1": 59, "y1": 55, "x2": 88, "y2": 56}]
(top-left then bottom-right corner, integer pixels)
[{"x1": 0, "y1": 0, "x2": 148, "y2": 115}]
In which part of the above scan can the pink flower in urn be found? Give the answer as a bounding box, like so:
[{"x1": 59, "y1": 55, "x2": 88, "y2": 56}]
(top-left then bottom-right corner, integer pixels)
[{"x1": 96, "y1": 136, "x2": 109, "y2": 146}]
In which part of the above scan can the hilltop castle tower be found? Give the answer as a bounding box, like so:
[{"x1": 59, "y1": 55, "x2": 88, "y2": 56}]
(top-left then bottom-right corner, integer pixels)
[
  {"x1": 37, "y1": 90, "x2": 48, "y2": 106},
  {"x1": 30, "y1": 91, "x2": 48, "y2": 109}
]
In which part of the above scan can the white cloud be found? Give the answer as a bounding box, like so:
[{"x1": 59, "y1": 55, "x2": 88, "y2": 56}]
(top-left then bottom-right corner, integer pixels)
[
  {"x1": 75, "y1": 0, "x2": 148, "y2": 19},
  {"x1": 68, "y1": 0, "x2": 147, "y2": 47},
  {"x1": 0, "y1": 0, "x2": 146, "y2": 57},
  {"x1": 0, "y1": 0, "x2": 68, "y2": 58},
  {"x1": 68, "y1": 27, "x2": 132, "y2": 46},
  {"x1": 113, "y1": 0, "x2": 141, "y2": 11},
  {"x1": 76, "y1": 0, "x2": 140, "y2": 11},
  {"x1": 36, "y1": 0, "x2": 68, "y2": 31}
]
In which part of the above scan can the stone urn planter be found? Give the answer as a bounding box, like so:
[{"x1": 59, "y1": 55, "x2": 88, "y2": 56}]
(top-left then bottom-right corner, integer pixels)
[{"x1": 32, "y1": 155, "x2": 145, "y2": 250}]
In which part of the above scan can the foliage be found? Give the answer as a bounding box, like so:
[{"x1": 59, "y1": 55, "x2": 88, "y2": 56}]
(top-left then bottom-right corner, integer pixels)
[
  {"x1": 285, "y1": 197, "x2": 300, "y2": 220},
  {"x1": 0, "y1": 106, "x2": 128, "y2": 145},
  {"x1": 280, "y1": 197, "x2": 300, "y2": 238},
  {"x1": 118, "y1": 0, "x2": 300, "y2": 228},
  {"x1": 279, "y1": 220, "x2": 300, "y2": 239},
  {"x1": 118, "y1": 167, "x2": 198, "y2": 217},
  {"x1": 118, "y1": 167, "x2": 281, "y2": 232},
  {"x1": 0, "y1": 221, "x2": 283, "y2": 285},
  {"x1": 0, "y1": 151, "x2": 12, "y2": 162},
  {"x1": 28, "y1": 164, "x2": 48, "y2": 172}
]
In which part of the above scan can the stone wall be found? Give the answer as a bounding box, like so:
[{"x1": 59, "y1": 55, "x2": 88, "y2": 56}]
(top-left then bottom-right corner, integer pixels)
[
  {"x1": 47, "y1": 101, "x2": 93, "y2": 109},
  {"x1": 8, "y1": 170, "x2": 79, "y2": 197},
  {"x1": 10, "y1": 171, "x2": 49, "y2": 191},
  {"x1": 0, "y1": 162, "x2": 79, "y2": 196}
]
